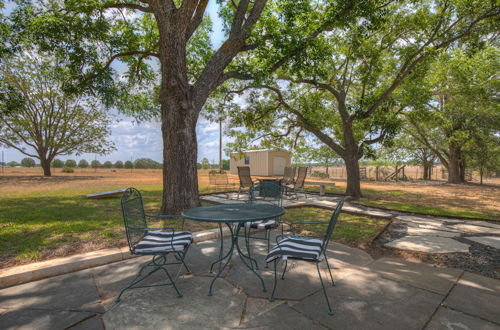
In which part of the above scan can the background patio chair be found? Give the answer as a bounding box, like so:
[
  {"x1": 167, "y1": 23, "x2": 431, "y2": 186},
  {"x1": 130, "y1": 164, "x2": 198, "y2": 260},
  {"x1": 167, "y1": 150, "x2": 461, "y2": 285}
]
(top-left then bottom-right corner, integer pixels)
[
  {"x1": 244, "y1": 182, "x2": 284, "y2": 268},
  {"x1": 266, "y1": 198, "x2": 346, "y2": 315},
  {"x1": 282, "y1": 166, "x2": 294, "y2": 185},
  {"x1": 116, "y1": 187, "x2": 193, "y2": 302},
  {"x1": 285, "y1": 166, "x2": 308, "y2": 199},
  {"x1": 237, "y1": 166, "x2": 254, "y2": 199},
  {"x1": 208, "y1": 170, "x2": 230, "y2": 198}
]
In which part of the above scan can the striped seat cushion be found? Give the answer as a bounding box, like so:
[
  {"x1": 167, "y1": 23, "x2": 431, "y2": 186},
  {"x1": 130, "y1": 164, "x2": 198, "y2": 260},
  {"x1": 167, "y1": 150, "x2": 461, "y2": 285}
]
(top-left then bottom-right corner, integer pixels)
[
  {"x1": 133, "y1": 231, "x2": 192, "y2": 254},
  {"x1": 246, "y1": 219, "x2": 279, "y2": 229},
  {"x1": 266, "y1": 237, "x2": 323, "y2": 263}
]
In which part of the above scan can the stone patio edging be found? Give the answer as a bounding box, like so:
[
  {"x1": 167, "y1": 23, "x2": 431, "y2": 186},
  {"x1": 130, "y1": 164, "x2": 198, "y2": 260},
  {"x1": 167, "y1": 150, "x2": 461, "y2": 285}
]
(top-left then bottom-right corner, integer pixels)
[{"x1": 0, "y1": 226, "x2": 232, "y2": 290}]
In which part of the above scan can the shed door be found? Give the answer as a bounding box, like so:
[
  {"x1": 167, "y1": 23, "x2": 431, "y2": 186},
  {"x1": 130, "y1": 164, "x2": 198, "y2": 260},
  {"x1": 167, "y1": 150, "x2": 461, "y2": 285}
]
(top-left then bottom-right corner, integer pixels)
[{"x1": 273, "y1": 157, "x2": 286, "y2": 175}]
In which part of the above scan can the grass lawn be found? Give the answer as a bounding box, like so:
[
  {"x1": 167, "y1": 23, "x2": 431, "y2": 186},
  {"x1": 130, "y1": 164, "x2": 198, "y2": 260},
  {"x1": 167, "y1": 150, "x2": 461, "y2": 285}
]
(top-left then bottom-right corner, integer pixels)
[
  {"x1": 282, "y1": 207, "x2": 388, "y2": 247},
  {"x1": 305, "y1": 182, "x2": 500, "y2": 221}
]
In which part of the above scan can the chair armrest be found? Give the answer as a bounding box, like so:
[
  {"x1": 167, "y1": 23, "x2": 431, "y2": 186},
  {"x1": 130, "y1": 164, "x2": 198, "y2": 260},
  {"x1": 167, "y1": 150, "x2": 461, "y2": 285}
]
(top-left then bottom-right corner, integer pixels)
[{"x1": 146, "y1": 227, "x2": 176, "y2": 232}]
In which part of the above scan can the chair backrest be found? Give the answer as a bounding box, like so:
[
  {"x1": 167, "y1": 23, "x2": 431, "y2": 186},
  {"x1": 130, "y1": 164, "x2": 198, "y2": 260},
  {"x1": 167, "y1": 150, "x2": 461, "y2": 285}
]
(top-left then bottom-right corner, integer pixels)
[
  {"x1": 248, "y1": 182, "x2": 284, "y2": 207},
  {"x1": 283, "y1": 166, "x2": 293, "y2": 181},
  {"x1": 209, "y1": 170, "x2": 228, "y2": 185},
  {"x1": 238, "y1": 166, "x2": 253, "y2": 188},
  {"x1": 291, "y1": 167, "x2": 297, "y2": 181},
  {"x1": 120, "y1": 188, "x2": 148, "y2": 251},
  {"x1": 321, "y1": 198, "x2": 346, "y2": 254},
  {"x1": 295, "y1": 167, "x2": 308, "y2": 188}
]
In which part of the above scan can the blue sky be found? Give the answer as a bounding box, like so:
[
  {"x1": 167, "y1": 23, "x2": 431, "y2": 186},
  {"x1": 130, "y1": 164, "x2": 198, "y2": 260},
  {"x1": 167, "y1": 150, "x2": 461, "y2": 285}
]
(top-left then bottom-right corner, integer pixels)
[{"x1": 2, "y1": 2, "x2": 231, "y2": 164}]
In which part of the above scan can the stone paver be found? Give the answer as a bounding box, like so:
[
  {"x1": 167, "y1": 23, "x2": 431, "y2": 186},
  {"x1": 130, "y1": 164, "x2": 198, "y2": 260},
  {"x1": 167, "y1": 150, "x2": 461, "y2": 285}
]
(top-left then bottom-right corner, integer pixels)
[
  {"x1": 368, "y1": 258, "x2": 463, "y2": 295},
  {"x1": 406, "y1": 227, "x2": 461, "y2": 237},
  {"x1": 241, "y1": 297, "x2": 285, "y2": 324},
  {"x1": 465, "y1": 236, "x2": 500, "y2": 249},
  {"x1": 0, "y1": 271, "x2": 103, "y2": 313},
  {"x1": 452, "y1": 224, "x2": 500, "y2": 235},
  {"x1": 444, "y1": 272, "x2": 500, "y2": 324},
  {"x1": 385, "y1": 236, "x2": 470, "y2": 253},
  {"x1": 236, "y1": 304, "x2": 326, "y2": 329},
  {"x1": 0, "y1": 309, "x2": 95, "y2": 330},
  {"x1": 102, "y1": 276, "x2": 246, "y2": 329},
  {"x1": 425, "y1": 307, "x2": 500, "y2": 330},
  {"x1": 69, "y1": 315, "x2": 105, "y2": 330},
  {"x1": 293, "y1": 270, "x2": 444, "y2": 330}
]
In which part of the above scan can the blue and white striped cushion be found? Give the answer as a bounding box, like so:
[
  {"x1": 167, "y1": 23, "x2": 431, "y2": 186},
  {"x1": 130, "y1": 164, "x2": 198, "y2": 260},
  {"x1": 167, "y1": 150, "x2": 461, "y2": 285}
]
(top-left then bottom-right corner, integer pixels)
[
  {"x1": 246, "y1": 219, "x2": 279, "y2": 229},
  {"x1": 133, "y1": 231, "x2": 192, "y2": 254},
  {"x1": 266, "y1": 237, "x2": 323, "y2": 263}
]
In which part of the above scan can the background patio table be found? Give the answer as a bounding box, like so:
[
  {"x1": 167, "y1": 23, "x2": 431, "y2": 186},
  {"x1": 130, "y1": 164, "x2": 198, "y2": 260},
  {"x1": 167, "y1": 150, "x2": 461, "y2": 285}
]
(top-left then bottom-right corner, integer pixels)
[{"x1": 182, "y1": 203, "x2": 285, "y2": 295}]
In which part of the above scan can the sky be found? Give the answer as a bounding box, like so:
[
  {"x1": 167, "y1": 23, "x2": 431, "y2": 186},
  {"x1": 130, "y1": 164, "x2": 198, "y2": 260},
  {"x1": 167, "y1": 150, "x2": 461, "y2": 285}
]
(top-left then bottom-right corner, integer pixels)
[{"x1": 1, "y1": 2, "x2": 232, "y2": 165}]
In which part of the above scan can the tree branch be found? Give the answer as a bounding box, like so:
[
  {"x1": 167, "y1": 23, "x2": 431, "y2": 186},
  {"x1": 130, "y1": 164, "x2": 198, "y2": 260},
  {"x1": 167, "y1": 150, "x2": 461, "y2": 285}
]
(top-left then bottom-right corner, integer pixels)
[{"x1": 102, "y1": 2, "x2": 153, "y2": 13}]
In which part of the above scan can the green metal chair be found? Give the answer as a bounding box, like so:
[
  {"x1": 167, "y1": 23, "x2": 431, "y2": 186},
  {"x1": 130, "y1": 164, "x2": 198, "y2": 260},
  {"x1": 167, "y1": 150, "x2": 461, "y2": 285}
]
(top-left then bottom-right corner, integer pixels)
[
  {"x1": 116, "y1": 187, "x2": 192, "y2": 302},
  {"x1": 243, "y1": 181, "x2": 284, "y2": 268},
  {"x1": 237, "y1": 166, "x2": 254, "y2": 200},
  {"x1": 284, "y1": 166, "x2": 308, "y2": 199},
  {"x1": 266, "y1": 198, "x2": 346, "y2": 315}
]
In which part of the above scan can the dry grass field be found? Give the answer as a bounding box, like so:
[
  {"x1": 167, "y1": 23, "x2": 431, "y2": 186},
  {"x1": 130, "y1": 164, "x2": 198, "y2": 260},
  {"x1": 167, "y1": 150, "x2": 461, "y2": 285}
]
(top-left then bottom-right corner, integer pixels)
[{"x1": 0, "y1": 167, "x2": 498, "y2": 268}]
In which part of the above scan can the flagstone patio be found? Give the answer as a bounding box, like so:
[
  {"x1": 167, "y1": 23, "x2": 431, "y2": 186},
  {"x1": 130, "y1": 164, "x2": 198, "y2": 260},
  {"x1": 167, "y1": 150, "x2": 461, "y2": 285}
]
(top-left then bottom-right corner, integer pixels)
[{"x1": 0, "y1": 234, "x2": 499, "y2": 330}]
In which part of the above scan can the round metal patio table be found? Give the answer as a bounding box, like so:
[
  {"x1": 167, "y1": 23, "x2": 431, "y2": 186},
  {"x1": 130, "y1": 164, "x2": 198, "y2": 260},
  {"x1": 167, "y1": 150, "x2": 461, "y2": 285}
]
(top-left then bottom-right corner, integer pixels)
[{"x1": 182, "y1": 203, "x2": 285, "y2": 296}]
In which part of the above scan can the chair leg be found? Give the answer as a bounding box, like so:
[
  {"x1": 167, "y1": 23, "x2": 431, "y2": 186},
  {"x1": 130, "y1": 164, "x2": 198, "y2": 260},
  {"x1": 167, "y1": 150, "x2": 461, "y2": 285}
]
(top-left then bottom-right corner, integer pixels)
[
  {"x1": 269, "y1": 259, "x2": 279, "y2": 302},
  {"x1": 324, "y1": 255, "x2": 335, "y2": 286},
  {"x1": 281, "y1": 260, "x2": 288, "y2": 280},
  {"x1": 316, "y1": 262, "x2": 334, "y2": 315}
]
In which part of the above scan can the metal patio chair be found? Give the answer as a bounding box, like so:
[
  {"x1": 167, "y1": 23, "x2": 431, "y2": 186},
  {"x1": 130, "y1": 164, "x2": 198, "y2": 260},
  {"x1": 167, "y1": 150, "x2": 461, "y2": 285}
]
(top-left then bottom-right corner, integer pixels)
[
  {"x1": 237, "y1": 166, "x2": 254, "y2": 199},
  {"x1": 116, "y1": 187, "x2": 193, "y2": 302},
  {"x1": 282, "y1": 166, "x2": 294, "y2": 185},
  {"x1": 266, "y1": 198, "x2": 346, "y2": 315},
  {"x1": 243, "y1": 181, "x2": 284, "y2": 268},
  {"x1": 284, "y1": 166, "x2": 308, "y2": 199},
  {"x1": 208, "y1": 170, "x2": 230, "y2": 198}
]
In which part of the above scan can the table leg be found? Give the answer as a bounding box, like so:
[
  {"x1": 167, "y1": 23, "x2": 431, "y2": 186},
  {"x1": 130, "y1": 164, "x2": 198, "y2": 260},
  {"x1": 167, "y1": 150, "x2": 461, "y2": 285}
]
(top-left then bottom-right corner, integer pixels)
[
  {"x1": 235, "y1": 223, "x2": 267, "y2": 293},
  {"x1": 209, "y1": 224, "x2": 225, "y2": 273},
  {"x1": 208, "y1": 223, "x2": 235, "y2": 296}
]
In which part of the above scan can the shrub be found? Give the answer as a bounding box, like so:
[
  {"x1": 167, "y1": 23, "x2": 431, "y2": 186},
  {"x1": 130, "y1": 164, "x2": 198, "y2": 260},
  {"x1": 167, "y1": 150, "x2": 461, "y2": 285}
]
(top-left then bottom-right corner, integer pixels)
[
  {"x1": 65, "y1": 159, "x2": 77, "y2": 168},
  {"x1": 114, "y1": 160, "x2": 124, "y2": 169},
  {"x1": 124, "y1": 160, "x2": 134, "y2": 169},
  {"x1": 91, "y1": 160, "x2": 101, "y2": 168},
  {"x1": 78, "y1": 159, "x2": 89, "y2": 168},
  {"x1": 7, "y1": 161, "x2": 19, "y2": 167},
  {"x1": 52, "y1": 159, "x2": 64, "y2": 168},
  {"x1": 103, "y1": 161, "x2": 113, "y2": 168},
  {"x1": 311, "y1": 170, "x2": 329, "y2": 178},
  {"x1": 62, "y1": 167, "x2": 74, "y2": 173},
  {"x1": 21, "y1": 157, "x2": 36, "y2": 167}
]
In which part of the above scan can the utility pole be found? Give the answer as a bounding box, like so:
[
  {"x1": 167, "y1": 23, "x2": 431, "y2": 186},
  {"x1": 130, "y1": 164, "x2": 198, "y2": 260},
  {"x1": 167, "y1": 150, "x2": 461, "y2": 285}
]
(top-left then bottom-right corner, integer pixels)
[
  {"x1": 219, "y1": 118, "x2": 223, "y2": 172},
  {"x1": 1, "y1": 150, "x2": 4, "y2": 173}
]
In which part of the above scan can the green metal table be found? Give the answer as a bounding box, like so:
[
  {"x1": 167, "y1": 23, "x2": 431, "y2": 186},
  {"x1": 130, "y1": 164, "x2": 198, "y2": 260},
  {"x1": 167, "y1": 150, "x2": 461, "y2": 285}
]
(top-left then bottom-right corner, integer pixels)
[{"x1": 182, "y1": 203, "x2": 285, "y2": 295}]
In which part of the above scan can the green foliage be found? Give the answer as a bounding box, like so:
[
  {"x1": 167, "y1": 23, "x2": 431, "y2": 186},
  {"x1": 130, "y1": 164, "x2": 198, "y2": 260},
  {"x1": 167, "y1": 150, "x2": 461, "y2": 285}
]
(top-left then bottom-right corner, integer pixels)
[
  {"x1": 78, "y1": 159, "x2": 89, "y2": 168},
  {"x1": 91, "y1": 160, "x2": 101, "y2": 168},
  {"x1": 311, "y1": 171, "x2": 329, "y2": 178},
  {"x1": 62, "y1": 167, "x2": 74, "y2": 173},
  {"x1": 221, "y1": 159, "x2": 230, "y2": 170},
  {"x1": 103, "y1": 161, "x2": 113, "y2": 168},
  {"x1": 201, "y1": 157, "x2": 210, "y2": 170},
  {"x1": 0, "y1": 53, "x2": 115, "y2": 175},
  {"x1": 134, "y1": 158, "x2": 161, "y2": 169},
  {"x1": 124, "y1": 160, "x2": 134, "y2": 169},
  {"x1": 114, "y1": 160, "x2": 123, "y2": 169},
  {"x1": 7, "y1": 161, "x2": 19, "y2": 167},
  {"x1": 64, "y1": 159, "x2": 77, "y2": 168},
  {"x1": 20, "y1": 157, "x2": 35, "y2": 167},
  {"x1": 52, "y1": 159, "x2": 64, "y2": 168}
]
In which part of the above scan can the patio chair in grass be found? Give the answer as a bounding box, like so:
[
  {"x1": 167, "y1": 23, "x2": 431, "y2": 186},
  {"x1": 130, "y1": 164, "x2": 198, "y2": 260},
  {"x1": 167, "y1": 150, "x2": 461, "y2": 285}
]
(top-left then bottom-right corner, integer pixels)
[
  {"x1": 237, "y1": 166, "x2": 254, "y2": 199},
  {"x1": 243, "y1": 182, "x2": 284, "y2": 268},
  {"x1": 266, "y1": 198, "x2": 346, "y2": 315},
  {"x1": 284, "y1": 166, "x2": 308, "y2": 199},
  {"x1": 116, "y1": 187, "x2": 193, "y2": 302}
]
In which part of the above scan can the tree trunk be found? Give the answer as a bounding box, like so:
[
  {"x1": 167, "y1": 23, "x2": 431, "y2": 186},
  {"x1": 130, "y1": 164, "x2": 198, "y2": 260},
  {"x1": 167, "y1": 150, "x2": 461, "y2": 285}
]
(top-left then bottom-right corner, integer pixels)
[
  {"x1": 423, "y1": 163, "x2": 432, "y2": 180},
  {"x1": 344, "y1": 156, "x2": 362, "y2": 198},
  {"x1": 159, "y1": 105, "x2": 200, "y2": 214},
  {"x1": 447, "y1": 144, "x2": 463, "y2": 183},
  {"x1": 40, "y1": 158, "x2": 51, "y2": 177},
  {"x1": 480, "y1": 166, "x2": 483, "y2": 185}
]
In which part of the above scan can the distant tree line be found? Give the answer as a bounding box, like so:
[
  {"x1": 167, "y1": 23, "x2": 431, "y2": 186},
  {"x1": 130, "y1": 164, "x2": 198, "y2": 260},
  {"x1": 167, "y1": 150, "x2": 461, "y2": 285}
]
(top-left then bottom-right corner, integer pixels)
[{"x1": 6, "y1": 157, "x2": 164, "y2": 169}]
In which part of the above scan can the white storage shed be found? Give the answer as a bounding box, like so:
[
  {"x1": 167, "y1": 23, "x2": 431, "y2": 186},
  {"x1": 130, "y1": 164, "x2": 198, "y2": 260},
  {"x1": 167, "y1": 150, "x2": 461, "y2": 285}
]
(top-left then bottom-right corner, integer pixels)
[{"x1": 229, "y1": 149, "x2": 292, "y2": 176}]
